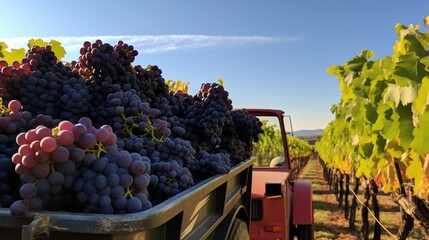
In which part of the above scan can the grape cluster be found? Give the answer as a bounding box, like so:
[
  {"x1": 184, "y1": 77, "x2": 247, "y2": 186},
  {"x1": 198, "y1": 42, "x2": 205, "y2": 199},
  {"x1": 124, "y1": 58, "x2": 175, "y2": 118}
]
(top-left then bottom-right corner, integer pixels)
[
  {"x1": 194, "y1": 150, "x2": 231, "y2": 179},
  {"x1": 2, "y1": 46, "x2": 92, "y2": 123},
  {"x1": 0, "y1": 154, "x2": 19, "y2": 207},
  {"x1": 0, "y1": 99, "x2": 34, "y2": 208},
  {"x1": 220, "y1": 109, "x2": 264, "y2": 164},
  {"x1": 0, "y1": 60, "x2": 31, "y2": 96},
  {"x1": 9, "y1": 118, "x2": 125, "y2": 215},
  {"x1": 181, "y1": 83, "x2": 233, "y2": 150},
  {"x1": 151, "y1": 137, "x2": 196, "y2": 170},
  {"x1": 133, "y1": 65, "x2": 173, "y2": 117},
  {"x1": 72, "y1": 40, "x2": 138, "y2": 107},
  {"x1": 73, "y1": 151, "x2": 152, "y2": 213},
  {"x1": 149, "y1": 160, "x2": 193, "y2": 204},
  {"x1": 102, "y1": 90, "x2": 171, "y2": 140}
]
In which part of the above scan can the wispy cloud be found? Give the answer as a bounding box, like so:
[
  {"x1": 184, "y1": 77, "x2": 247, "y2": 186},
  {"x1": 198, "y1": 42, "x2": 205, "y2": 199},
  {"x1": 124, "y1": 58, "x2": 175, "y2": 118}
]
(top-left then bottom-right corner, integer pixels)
[{"x1": 2, "y1": 34, "x2": 301, "y2": 60}]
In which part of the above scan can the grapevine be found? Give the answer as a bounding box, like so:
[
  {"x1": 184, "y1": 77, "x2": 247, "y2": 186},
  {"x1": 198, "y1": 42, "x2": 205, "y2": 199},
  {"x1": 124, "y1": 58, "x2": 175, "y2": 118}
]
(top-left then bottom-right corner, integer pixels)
[{"x1": 316, "y1": 18, "x2": 429, "y2": 239}]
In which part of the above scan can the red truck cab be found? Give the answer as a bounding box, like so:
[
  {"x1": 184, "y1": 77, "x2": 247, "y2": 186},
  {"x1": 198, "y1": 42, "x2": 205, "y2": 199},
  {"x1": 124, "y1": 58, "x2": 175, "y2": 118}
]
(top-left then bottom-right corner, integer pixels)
[{"x1": 241, "y1": 109, "x2": 314, "y2": 240}]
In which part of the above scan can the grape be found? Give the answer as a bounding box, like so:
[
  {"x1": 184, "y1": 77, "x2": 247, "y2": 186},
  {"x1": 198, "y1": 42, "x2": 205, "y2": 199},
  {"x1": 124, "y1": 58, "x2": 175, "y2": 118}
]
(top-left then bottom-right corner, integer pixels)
[
  {"x1": 40, "y1": 136, "x2": 57, "y2": 153},
  {"x1": 36, "y1": 127, "x2": 52, "y2": 140},
  {"x1": 56, "y1": 130, "x2": 75, "y2": 146},
  {"x1": 120, "y1": 173, "x2": 133, "y2": 187},
  {"x1": 113, "y1": 196, "x2": 127, "y2": 210},
  {"x1": 51, "y1": 146, "x2": 69, "y2": 163},
  {"x1": 130, "y1": 160, "x2": 145, "y2": 175},
  {"x1": 18, "y1": 144, "x2": 32, "y2": 156},
  {"x1": 21, "y1": 153, "x2": 37, "y2": 168},
  {"x1": 19, "y1": 183, "x2": 37, "y2": 199},
  {"x1": 57, "y1": 160, "x2": 76, "y2": 175},
  {"x1": 48, "y1": 171, "x2": 64, "y2": 186},
  {"x1": 36, "y1": 179, "x2": 51, "y2": 195},
  {"x1": 35, "y1": 150, "x2": 50, "y2": 163},
  {"x1": 77, "y1": 133, "x2": 97, "y2": 149},
  {"x1": 58, "y1": 120, "x2": 74, "y2": 131},
  {"x1": 32, "y1": 163, "x2": 50, "y2": 178},
  {"x1": 69, "y1": 147, "x2": 85, "y2": 162},
  {"x1": 98, "y1": 195, "x2": 111, "y2": 208},
  {"x1": 10, "y1": 200, "x2": 29, "y2": 216},
  {"x1": 27, "y1": 197, "x2": 43, "y2": 210},
  {"x1": 95, "y1": 128, "x2": 109, "y2": 142},
  {"x1": 72, "y1": 124, "x2": 87, "y2": 139},
  {"x1": 111, "y1": 185, "x2": 125, "y2": 198},
  {"x1": 94, "y1": 175, "x2": 107, "y2": 189},
  {"x1": 133, "y1": 174, "x2": 150, "y2": 190},
  {"x1": 126, "y1": 196, "x2": 142, "y2": 213},
  {"x1": 25, "y1": 130, "x2": 38, "y2": 143},
  {"x1": 8, "y1": 100, "x2": 21, "y2": 112}
]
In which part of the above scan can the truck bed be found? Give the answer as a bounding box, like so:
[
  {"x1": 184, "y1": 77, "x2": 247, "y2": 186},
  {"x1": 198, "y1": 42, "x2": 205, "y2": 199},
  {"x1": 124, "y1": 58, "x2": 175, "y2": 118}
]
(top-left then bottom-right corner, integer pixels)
[{"x1": 0, "y1": 158, "x2": 253, "y2": 240}]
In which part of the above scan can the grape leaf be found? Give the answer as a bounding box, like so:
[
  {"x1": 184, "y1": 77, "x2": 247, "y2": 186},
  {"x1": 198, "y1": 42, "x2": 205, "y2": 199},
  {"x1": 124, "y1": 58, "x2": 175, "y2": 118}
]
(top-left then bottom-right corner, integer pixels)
[
  {"x1": 346, "y1": 57, "x2": 366, "y2": 72},
  {"x1": 0, "y1": 42, "x2": 6, "y2": 58},
  {"x1": 359, "y1": 142, "x2": 374, "y2": 159},
  {"x1": 27, "y1": 38, "x2": 66, "y2": 61},
  {"x1": 421, "y1": 55, "x2": 429, "y2": 72},
  {"x1": 406, "y1": 152, "x2": 423, "y2": 193},
  {"x1": 373, "y1": 104, "x2": 390, "y2": 131},
  {"x1": 413, "y1": 76, "x2": 429, "y2": 114},
  {"x1": 383, "y1": 84, "x2": 401, "y2": 107},
  {"x1": 393, "y1": 52, "x2": 421, "y2": 86},
  {"x1": 386, "y1": 140, "x2": 404, "y2": 158},
  {"x1": 400, "y1": 85, "x2": 417, "y2": 106},
  {"x1": 411, "y1": 111, "x2": 429, "y2": 154},
  {"x1": 381, "y1": 119, "x2": 400, "y2": 141},
  {"x1": 364, "y1": 103, "x2": 378, "y2": 124},
  {"x1": 1, "y1": 48, "x2": 26, "y2": 65},
  {"x1": 397, "y1": 104, "x2": 414, "y2": 149},
  {"x1": 49, "y1": 39, "x2": 66, "y2": 60},
  {"x1": 28, "y1": 38, "x2": 48, "y2": 49},
  {"x1": 0, "y1": 42, "x2": 26, "y2": 65},
  {"x1": 374, "y1": 133, "x2": 386, "y2": 155},
  {"x1": 326, "y1": 65, "x2": 341, "y2": 76}
]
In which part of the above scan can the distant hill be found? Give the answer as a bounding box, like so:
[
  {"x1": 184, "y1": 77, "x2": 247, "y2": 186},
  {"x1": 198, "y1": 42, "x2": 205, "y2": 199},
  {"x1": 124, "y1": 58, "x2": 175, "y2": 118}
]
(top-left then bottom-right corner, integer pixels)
[{"x1": 292, "y1": 129, "x2": 323, "y2": 137}]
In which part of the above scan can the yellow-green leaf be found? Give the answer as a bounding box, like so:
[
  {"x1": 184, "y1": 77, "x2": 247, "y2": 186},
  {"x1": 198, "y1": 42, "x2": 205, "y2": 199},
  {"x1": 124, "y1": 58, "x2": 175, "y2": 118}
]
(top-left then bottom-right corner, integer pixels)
[
  {"x1": 424, "y1": 16, "x2": 429, "y2": 26},
  {"x1": 0, "y1": 42, "x2": 7, "y2": 59},
  {"x1": 405, "y1": 153, "x2": 422, "y2": 181},
  {"x1": 411, "y1": 111, "x2": 429, "y2": 154},
  {"x1": 413, "y1": 76, "x2": 429, "y2": 114},
  {"x1": 28, "y1": 38, "x2": 48, "y2": 49},
  {"x1": 49, "y1": 39, "x2": 66, "y2": 60},
  {"x1": 2, "y1": 48, "x2": 26, "y2": 65},
  {"x1": 27, "y1": 38, "x2": 66, "y2": 61}
]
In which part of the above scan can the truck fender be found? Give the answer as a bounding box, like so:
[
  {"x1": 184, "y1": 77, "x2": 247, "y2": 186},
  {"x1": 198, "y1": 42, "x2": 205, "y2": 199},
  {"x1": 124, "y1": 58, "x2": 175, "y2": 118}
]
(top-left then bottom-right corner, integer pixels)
[
  {"x1": 214, "y1": 205, "x2": 249, "y2": 240},
  {"x1": 292, "y1": 180, "x2": 313, "y2": 225}
]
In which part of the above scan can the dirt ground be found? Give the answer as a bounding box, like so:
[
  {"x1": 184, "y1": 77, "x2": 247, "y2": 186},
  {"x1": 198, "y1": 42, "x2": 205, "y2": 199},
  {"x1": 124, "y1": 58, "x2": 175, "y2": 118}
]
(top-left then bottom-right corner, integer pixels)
[{"x1": 297, "y1": 155, "x2": 361, "y2": 239}]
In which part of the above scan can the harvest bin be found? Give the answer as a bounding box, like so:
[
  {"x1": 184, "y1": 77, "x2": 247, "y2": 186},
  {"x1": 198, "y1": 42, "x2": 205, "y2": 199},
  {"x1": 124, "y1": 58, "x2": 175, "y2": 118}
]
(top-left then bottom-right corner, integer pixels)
[{"x1": 0, "y1": 158, "x2": 253, "y2": 240}]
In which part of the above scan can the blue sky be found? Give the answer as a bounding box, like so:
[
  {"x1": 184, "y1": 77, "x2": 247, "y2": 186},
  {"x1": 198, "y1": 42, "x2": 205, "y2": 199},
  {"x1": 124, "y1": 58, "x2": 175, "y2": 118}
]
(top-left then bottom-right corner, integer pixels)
[{"x1": 1, "y1": 1, "x2": 428, "y2": 131}]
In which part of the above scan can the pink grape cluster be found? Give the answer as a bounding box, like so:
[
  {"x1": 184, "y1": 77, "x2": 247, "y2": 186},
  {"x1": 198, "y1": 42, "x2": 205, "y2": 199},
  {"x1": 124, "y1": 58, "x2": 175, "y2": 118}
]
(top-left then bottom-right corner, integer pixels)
[
  {"x1": 0, "y1": 60, "x2": 31, "y2": 86},
  {"x1": 9, "y1": 117, "x2": 119, "y2": 216},
  {"x1": 0, "y1": 99, "x2": 32, "y2": 134}
]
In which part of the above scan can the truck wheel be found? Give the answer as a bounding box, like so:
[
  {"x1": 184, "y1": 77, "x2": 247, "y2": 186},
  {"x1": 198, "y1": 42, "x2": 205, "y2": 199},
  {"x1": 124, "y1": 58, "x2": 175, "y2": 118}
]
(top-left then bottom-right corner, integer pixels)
[
  {"x1": 228, "y1": 218, "x2": 249, "y2": 240},
  {"x1": 297, "y1": 224, "x2": 313, "y2": 240}
]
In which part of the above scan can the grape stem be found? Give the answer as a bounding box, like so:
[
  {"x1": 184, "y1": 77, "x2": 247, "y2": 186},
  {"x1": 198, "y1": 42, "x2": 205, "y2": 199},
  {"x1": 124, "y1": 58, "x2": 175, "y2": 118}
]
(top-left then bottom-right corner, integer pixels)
[{"x1": 123, "y1": 187, "x2": 133, "y2": 198}]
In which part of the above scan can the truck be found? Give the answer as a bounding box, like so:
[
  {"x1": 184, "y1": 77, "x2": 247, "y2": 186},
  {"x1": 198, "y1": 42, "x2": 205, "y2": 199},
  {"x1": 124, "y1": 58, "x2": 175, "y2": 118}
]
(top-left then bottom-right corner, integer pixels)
[
  {"x1": 0, "y1": 108, "x2": 313, "y2": 240},
  {"x1": 245, "y1": 108, "x2": 314, "y2": 240}
]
